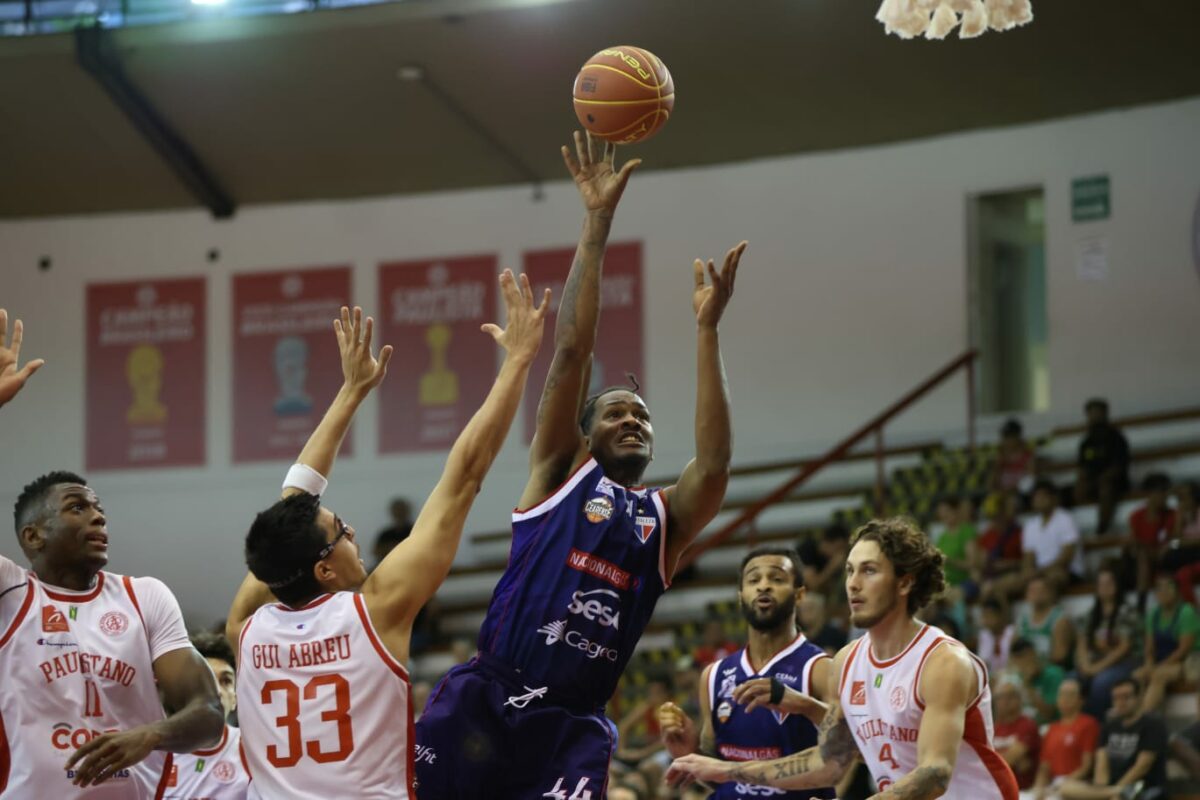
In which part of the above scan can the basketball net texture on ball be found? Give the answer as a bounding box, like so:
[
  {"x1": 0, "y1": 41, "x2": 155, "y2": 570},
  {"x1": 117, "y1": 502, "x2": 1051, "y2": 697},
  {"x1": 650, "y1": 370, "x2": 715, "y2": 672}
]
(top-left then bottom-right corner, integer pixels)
[{"x1": 876, "y1": 0, "x2": 1033, "y2": 40}]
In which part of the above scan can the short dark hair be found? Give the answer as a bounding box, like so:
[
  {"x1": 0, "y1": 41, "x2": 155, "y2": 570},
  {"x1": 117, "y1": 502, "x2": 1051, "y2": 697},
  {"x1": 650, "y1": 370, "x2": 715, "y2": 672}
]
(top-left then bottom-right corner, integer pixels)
[
  {"x1": 1141, "y1": 472, "x2": 1170, "y2": 493},
  {"x1": 981, "y1": 597, "x2": 1005, "y2": 616},
  {"x1": 740, "y1": 545, "x2": 805, "y2": 588},
  {"x1": 14, "y1": 471, "x2": 89, "y2": 537},
  {"x1": 935, "y1": 494, "x2": 961, "y2": 509},
  {"x1": 822, "y1": 523, "x2": 850, "y2": 543},
  {"x1": 1112, "y1": 676, "x2": 1140, "y2": 696},
  {"x1": 1085, "y1": 398, "x2": 1109, "y2": 414},
  {"x1": 850, "y1": 518, "x2": 946, "y2": 615},
  {"x1": 647, "y1": 672, "x2": 674, "y2": 692},
  {"x1": 579, "y1": 374, "x2": 642, "y2": 433},
  {"x1": 1009, "y1": 637, "x2": 1035, "y2": 657},
  {"x1": 245, "y1": 493, "x2": 328, "y2": 606},
  {"x1": 1032, "y1": 478, "x2": 1057, "y2": 497},
  {"x1": 1000, "y1": 418, "x2": 1023, "y2": 438},
  {"x1": 191, "y1": 631, "x2": 236, "y2": 671}
]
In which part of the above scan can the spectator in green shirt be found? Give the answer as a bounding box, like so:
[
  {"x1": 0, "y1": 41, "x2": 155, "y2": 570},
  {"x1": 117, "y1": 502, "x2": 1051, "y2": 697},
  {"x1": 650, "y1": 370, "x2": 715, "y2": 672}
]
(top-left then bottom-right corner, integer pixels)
[
  {"x1": 1133, "y1": 574, "x2": 1200, "y2": 715},
  {"x1": 1009, "y1": 637, "x2": 1066, "y2": 724},
  {"x1": 934, "y1": 495, "x2": 977, "y2": 587}
]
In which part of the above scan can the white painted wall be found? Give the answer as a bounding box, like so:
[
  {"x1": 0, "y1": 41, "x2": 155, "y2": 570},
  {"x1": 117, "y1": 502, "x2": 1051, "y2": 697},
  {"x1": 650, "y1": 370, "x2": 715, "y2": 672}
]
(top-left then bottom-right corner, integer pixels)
[{"x1": 2, "y1": 97, "x2": 1198, "y2": 626}]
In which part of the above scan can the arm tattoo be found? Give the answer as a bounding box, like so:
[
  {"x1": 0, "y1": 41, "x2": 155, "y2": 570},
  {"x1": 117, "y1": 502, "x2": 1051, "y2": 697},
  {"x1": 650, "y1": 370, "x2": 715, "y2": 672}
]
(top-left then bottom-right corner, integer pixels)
[
  {"x1": 818, "y1": 707, "x2": 858, "y2": 771},
  {"x1": 870, "y1": 764, "x2": 951, "y2": 799}
]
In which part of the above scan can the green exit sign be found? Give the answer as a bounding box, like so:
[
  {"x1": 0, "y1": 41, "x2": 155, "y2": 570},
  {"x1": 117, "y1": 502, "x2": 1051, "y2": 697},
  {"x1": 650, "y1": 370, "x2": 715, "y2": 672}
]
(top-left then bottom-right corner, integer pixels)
[{"x1": 1072, "y1": 175, "x2": 1110, "y2": 222}]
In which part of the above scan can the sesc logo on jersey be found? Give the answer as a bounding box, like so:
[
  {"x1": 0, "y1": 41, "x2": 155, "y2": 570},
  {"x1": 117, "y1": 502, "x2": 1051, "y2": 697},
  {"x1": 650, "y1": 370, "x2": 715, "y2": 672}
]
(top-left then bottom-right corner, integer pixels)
[{"x1": 583, "y1": 496, "x2": 613, "y2": 524}]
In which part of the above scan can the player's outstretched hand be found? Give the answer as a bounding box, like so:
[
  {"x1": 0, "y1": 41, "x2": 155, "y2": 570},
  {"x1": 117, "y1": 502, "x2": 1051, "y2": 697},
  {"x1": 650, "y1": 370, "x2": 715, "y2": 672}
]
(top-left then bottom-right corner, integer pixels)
[
  {"x1": 334, "y1": 306, "x2": 393, "y2": 399},
  {"x1": 481, "y1": 270, "x2": 550, "y2": 363},
  {"x1": 561, "y1": 130, "x2": 641, "y2": 218},
  {"x1": 65, "y1": 725, "x2": 159, "y2": 787},
  {"x1": 666, "y1": 753, "x2": 731, "y2": 788},
  {"x1": 693, "y1": 241, "x2": 747, "y2": 330},
  {"x1": 0, "y1": 309, "x2": 44, "y2": 409},
  {"x1": 733, "y1": 676, "x2": 817, "y2": 717}
]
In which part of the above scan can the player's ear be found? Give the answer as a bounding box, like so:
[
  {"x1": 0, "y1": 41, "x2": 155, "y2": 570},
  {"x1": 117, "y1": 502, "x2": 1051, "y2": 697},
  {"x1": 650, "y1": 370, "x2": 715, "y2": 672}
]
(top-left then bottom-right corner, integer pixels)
[
  {"x1": 313, "y1": 559, "x2": 336, "y2": 586},
  {"x1": 19, "y1": 523, "x2": 44, "y2": 554}
]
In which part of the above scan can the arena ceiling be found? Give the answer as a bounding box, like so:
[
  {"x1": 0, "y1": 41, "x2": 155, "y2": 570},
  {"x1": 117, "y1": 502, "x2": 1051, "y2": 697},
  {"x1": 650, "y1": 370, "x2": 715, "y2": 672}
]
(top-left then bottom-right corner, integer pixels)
[{"x1": 1, "y1": 0, "x2": 1199, "y2": 218}]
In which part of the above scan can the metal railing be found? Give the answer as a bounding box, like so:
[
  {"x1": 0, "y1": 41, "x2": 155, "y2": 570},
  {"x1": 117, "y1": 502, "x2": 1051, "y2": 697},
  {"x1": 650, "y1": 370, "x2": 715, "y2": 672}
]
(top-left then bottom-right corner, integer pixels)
[{"x1": 677, "y1": 348, "x2": 978, "y2": 571}]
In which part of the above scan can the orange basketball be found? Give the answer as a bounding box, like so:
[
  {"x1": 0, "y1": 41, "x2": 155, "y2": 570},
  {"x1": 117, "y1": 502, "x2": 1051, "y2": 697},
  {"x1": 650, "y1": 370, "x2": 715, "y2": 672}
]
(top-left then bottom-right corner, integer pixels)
[{"x1": 572, "y1": 46, "x2": 674, "y2": 145}]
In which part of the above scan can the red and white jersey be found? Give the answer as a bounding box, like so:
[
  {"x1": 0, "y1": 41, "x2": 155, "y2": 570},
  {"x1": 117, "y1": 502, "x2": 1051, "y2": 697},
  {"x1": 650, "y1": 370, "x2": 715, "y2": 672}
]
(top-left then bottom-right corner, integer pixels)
[
  {"x1": 165, "y1": 725, "x2": 249, "y2": 800},
  {"x1": 0, "y1": 556, "x2": 191, "y2": 798},
  {"x1": 838, "y1": 623, "x2": 1018, "y2": 800},
  {"x1": 237, "y1": 592, "x2": 412, "y2": 800}
]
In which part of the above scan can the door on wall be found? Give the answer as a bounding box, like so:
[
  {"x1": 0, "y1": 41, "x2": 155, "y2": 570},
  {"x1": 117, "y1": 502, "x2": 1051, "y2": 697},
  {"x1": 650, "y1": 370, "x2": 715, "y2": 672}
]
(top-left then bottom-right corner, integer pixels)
[{"x1": 968, "y1": 189, "x2": 1049, "y2": 414}]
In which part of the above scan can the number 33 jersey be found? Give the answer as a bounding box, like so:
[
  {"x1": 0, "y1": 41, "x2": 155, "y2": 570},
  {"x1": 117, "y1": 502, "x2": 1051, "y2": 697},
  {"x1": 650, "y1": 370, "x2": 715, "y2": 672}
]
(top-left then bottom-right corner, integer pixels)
[
  {"x1": 838, "y1": 624, "x2": 1018, "y2": 800},
  {"x1": 237, "y1": 592, "x2": 413, "y2": 800}
]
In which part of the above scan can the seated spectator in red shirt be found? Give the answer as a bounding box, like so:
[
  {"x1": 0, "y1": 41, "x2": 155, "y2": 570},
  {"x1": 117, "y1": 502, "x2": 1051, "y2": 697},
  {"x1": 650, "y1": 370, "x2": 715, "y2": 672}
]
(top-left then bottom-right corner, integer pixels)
[
  {"x1": 992, "y1": 679, "x2": 1040, "y2": 789},
  {"x1": 993, "y1": 417, "x2": 1036, "y2": 495},
  {"x1": 975, "y1": 491, "x2": 1025, "y2": 601},
  {"x1": 1162, "y1": 481, "x2": 1200, "y2": 605},
  {"x1": 692, "y1": 619, "x2": 739, "y2": 667},
  {"x1": 1032, "y1": 678, "x2": 1101, "y2": 799},
  {"x1": 1128, "y1": 472, "x2": 1176, "y2": 598}
]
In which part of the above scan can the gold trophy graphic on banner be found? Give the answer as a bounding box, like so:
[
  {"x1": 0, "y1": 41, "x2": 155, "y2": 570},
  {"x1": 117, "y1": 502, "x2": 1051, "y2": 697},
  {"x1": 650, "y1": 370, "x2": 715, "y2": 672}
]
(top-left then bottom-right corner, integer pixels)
[
  {"x1": 126, "y1": 344, "x2": 167, "y2": 425},
  {"x1": 419, "y1": 323, "x2": 458, "y2": 407}
]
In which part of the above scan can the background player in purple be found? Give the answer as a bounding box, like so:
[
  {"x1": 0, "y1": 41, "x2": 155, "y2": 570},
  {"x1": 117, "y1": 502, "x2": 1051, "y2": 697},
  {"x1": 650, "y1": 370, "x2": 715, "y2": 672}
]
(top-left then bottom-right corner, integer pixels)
[
  {"x1": 658, "y1": 546, "x2": 838, "y2": 799},
  {"x1": 414, "y1": 131, "x2": 747, "y2": 799}
]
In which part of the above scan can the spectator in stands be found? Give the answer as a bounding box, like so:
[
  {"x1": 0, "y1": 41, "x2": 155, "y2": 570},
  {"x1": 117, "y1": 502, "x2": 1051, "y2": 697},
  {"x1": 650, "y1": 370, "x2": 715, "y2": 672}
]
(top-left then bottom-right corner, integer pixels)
[
  {"x1": 693, "y1": 618, "x2": 739, "y2": 666},
  {"x1": 372, "y1": 496, "x2": 413, "y2": 569},
  {"x1": 993, "y1": 678, "x2": 1040, "y2": 790},
  {"x1": 1168, "y1": 693, "x2": 1200, "y2": 783},
  {"x1": 798, "y1": 523, "x2": 849, "y2": 596},
  {"x1": 1017, "y1": 574, "x2": 1075, "y2": 668},
  {"x1": 993, "y1": 417, "x2": 1036, "y2": 496},
  {"x1": 1009, "y1": 637, "x2": 1066, "y2": 725},
  {"x1": 1127, "y1": 473, "x2": 1175, "y2": 598},
  {"x1": 1133, "y1": 573, "x2": 1200, "y2": 716},
  {"x1": 1032, "y1": 678, "x2": 1101, "y2": 800},
  {"x1": 1075, "y1": 564, "x2": 1141, "y2": 721},
  {"x1": 1075, "y1": 398, "x2": 1130, "y2": 536},
  {"x1": 933, "y1": 495, "x2": 977, "y2": 590},
  {"x1": 171, "y1": 632, "x2": 250, "y2": 797},
  {"x1": 1023, "y1": 479, "x2": 1086, "y2": 592},
  {"x1": 978, "y1": 597, "x2": 1016, "y2": 676},
  {"x1": 798, "y1": 592, "x2": 846, "y2": 655},
  {"x1": 1162, "y1": 481, "x2": 1200, "y2": 604},
  {"x1": 974, "y1": 490, "x2": 1025, "y2": 600},
  {"x1": 1058, "y1": 677, "x2": 1168, "y2": 800}
]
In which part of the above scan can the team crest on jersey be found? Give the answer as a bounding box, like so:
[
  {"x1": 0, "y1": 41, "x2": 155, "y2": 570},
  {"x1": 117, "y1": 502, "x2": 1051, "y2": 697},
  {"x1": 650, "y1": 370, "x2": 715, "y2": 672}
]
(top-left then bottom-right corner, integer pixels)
[
  {"x1": 889, "y1": 685, "x2": 908, "y2": 712},
  {"x1": 634, "y1": 516, "x2": 657, "y2": 543},
  {"x1": 584, "y1": 496, "x2": 614, "y2": 523},
  {"x1": 42, "y1": 606, "x2": 69, "y2": 633},
  {"x1": 99, "y1": 611, "x2": 129, "y2": 637},
  {"x1": 850, "y1": 680, "x2": 867, "y2": 705},
  {"x1": 212, "y1": 761, "x2": 237, "y2": 783},
  {"x1": 717, "y1": 699, "x2": 733, "y2": 724}
]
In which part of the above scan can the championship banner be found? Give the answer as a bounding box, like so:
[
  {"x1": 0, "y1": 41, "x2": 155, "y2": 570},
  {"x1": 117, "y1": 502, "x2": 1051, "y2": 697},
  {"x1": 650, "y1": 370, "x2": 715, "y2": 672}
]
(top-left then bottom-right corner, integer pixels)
[
  {"x1": 232, "y1": 266, "x2": 351, "y2": 463},
  {"x1": 86, "y1": 277, "x2": 206, "y2": 471},
  {"x1": 521, "y1": 241, "x2": 644, "y2": 444},
  {"x1": 378, "y1": 255, "x2": 499, "y2": 453}
]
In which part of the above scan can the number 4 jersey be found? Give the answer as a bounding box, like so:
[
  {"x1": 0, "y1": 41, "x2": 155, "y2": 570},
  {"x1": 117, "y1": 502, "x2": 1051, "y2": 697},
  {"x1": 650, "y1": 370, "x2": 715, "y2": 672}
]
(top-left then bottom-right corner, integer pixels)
[{"x1": 237, "y1": 592, "x2": 413, "y2": 800}]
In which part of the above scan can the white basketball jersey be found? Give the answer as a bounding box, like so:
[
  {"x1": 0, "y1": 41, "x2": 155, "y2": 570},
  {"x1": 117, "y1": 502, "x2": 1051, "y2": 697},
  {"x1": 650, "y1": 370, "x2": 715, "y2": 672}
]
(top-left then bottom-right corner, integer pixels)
[
  {"x1": 237, "y1": 592, "x2": 412, "y2": 800},
  {"x1": 838, "y1": 624, "x2": 1018, "y2": 799},
  {"x1": 0, "y1": 572, "x2": 173, "y2": 798},
  {"x1": 165, "y1": 725, "x2": 249, "y2": 799}
]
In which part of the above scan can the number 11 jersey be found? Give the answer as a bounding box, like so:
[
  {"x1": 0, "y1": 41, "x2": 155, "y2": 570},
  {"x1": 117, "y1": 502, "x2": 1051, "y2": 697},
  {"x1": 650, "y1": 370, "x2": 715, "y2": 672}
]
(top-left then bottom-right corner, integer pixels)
[{"x1": 237, "y1": 592, "x2": 413, "y2": 799}]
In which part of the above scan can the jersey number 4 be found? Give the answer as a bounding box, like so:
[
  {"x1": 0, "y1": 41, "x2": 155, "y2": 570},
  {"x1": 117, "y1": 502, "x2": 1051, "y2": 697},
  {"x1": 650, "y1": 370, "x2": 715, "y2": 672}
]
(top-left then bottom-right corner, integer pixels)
[
  {"x1": 877, "y1": 742, "x2": 900, "y2": 770},
  {"x1": 261, "y1": 675, "x2": 354, "y2": 768}
]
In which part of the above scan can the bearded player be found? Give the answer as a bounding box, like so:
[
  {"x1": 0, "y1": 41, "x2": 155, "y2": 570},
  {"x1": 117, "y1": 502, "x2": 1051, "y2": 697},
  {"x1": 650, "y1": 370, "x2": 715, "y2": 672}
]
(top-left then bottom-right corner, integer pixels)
[
  {"x1": 227, "y1": 274, "x2": 547, "y2": 799},
  {"x1": 658, "y1": 546, "x2": 837, "y2": 799},
  {"x1": 414, "y1": 131, "x2": 746, "y2": 799},
  {"x1": 668, "y1": 518, "x2": 1019, "y2": 800}
]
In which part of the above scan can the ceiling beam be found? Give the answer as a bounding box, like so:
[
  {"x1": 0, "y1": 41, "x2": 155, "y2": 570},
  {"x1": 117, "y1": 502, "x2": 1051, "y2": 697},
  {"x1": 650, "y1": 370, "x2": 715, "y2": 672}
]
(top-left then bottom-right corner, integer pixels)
[{"x1": 74, "y1": 24, "x2": 236, "y2": 219}]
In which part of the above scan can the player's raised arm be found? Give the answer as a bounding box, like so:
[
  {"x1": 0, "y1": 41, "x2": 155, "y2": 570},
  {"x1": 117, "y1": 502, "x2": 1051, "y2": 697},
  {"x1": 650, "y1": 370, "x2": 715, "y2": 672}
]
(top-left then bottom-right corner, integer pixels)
[
  {"x1": 226, "y1": 306, "x2": 392, "y2": 648},
  {"x1": 363, "y1": 271, "x2": 549, "y2": 645},
  {"x1": 667, "y1": 641, "x2": 856, "y2": 791},
  {"x1": 0, "y1": 308, "x2": 45, "y2": 409},
  {"x1": 519, "y1": 132, "x2": 640, "y2": 508},
  {"x1": 662, "y1": 242, "x2": 746, "y2": 575}
]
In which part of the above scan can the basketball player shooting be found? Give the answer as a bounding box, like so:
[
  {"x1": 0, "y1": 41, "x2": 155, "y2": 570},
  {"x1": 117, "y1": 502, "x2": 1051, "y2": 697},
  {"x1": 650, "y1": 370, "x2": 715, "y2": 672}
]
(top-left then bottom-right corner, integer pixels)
[
  {"x1": 414, "y1": 130, "x2": 746, "y2": 798},
  {"x1": 226, "y1": 277, "x2": 547, "y2": 798},
  {"x1": 0, "y1": 308, "x2": 45, "y2": 409},
  {"x1": 658, "y1": 545, "x2": 838, "y2": 799},
  {"x1": 667, "y1": 519, "x2": 1020, "y2": 800}
]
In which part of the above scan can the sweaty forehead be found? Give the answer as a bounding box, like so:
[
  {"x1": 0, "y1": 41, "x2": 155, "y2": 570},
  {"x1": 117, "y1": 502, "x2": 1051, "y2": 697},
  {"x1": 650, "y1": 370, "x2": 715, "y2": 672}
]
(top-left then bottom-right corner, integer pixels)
[
  {"x1": 597, "y1": 391, "x2": 648, "y2": 413},
  {"x1": 55, "y1": 485, "x2": 97, "y2": 504}
]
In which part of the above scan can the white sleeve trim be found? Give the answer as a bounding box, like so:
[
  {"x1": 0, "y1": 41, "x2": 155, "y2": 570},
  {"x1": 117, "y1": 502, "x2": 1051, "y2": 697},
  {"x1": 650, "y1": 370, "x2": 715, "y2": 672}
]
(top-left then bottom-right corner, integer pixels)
[
  {"x1": 653, "y1": 490, "x2": 671, "y2": 589},
  {"x1": 511, "y1": 458, "x2": 598, "y2": 522}
]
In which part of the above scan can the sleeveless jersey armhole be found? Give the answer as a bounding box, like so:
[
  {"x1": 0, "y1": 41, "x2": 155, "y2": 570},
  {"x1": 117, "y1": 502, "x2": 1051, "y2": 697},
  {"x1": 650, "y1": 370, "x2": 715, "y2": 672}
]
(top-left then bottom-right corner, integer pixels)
[
  {"x1": 512, "y1": 458, "x2": 598, "y2": 522},
  {"x1": 839, "y1": 638, "x2": 864, "y2": 696}
]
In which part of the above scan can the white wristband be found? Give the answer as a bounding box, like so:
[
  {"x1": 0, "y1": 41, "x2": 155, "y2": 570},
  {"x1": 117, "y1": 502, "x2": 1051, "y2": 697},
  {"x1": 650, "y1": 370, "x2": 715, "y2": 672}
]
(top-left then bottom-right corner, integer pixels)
[{"x1": 283, "y1": 463, "x2": 328, "y2": 497}]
